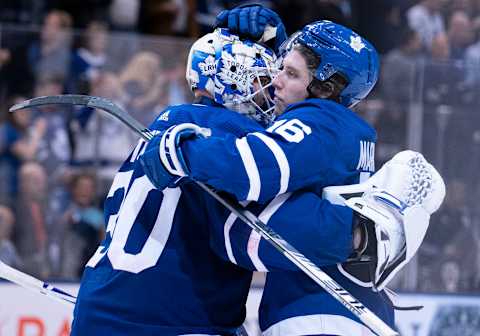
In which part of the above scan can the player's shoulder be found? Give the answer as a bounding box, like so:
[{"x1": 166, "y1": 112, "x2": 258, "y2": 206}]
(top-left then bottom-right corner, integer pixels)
[
  {"x1": 149, "y1": 103, "x2": 218, "y2": 129},
  {"x1": 282, "y1": 98, "x2": 355, "y2": 120},
  {"x1": 149, "y1": 103, "x2": 263, "y2": 136},
  {"x1": 280, "y1": 98, "x2": 375, "y2": 135}
]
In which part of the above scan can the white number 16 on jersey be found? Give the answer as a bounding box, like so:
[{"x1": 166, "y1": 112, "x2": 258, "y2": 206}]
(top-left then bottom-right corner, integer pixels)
[{"x1": 267, "y1": 119, "x2": 312, "y2": 143}]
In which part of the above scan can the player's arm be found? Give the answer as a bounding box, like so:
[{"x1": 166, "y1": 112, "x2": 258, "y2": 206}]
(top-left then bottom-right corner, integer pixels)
[
  {"x1": 209, "y1": 151, "x2": 446, "y2": 290},
  {"x1": 184, "y1": 103, "x2": 375, "y2": 203},
  {"x1": 182, "y1": 110, "x2": 332, "y2": 203},
  {"x1": 208, "y1": 192, "x2": 357, "y2": 272},
  {"x1": 141, "y1": 105, "x2": 360, "y2": 202}
]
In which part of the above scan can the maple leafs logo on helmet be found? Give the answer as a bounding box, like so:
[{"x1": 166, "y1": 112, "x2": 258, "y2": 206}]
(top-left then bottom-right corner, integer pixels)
[
  {"x1": 198, "y1": 55, "x2": 216, "y2": 77},
  {"x1": 217, "y1": 50, "x2": 256, "y2": 94},
  {"x1": 349, "y1": 36, "x2": 366, "y2": 53},
  {"x1": 186, "y1": 28, "x2": 278, "y2": 124}
]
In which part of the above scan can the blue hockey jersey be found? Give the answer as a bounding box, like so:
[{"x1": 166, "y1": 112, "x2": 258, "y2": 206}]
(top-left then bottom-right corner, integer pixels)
[
  {"x1": 177, "y1": 98, "x2": 394, "y2": 334},
  {"x1": 70, "y1": 99, "x2": 356, "y2": 336}
]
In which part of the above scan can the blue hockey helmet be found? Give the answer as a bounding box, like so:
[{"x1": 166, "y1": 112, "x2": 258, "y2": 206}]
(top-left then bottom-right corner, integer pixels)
[
  {"x1": 279, "y1": 20, "x2": 379, "y2": 108},
  {"x1": 186, "y1": 28, "x2": 278, "y2": 124}
]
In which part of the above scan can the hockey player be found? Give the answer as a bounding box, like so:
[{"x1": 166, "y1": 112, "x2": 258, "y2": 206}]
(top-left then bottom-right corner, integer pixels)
[
  {"x1": 140, "y1": 6, "x2": 446, "y2": 335},
  {"x1": 70, "y1": 29, "x2": 408, "y2": 336}
]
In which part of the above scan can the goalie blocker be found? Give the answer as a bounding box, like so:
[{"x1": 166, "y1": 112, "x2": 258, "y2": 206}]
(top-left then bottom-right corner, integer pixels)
[{"x1": 324, "y1": 150, "x2": 446, "y2": 291}]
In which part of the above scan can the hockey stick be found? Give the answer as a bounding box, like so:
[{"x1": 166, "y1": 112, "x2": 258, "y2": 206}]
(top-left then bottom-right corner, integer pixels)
[
  {"x1": 10, "y1": 94, "x2": 398, "y2": 336},
  {"x1": 0, "y1": 259, "x2": 76, "y2": 306}
]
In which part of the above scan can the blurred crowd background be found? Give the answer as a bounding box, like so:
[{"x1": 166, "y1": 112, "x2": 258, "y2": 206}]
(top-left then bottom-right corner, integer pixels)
[{"x1": 0, "y1": 0, "x2": 479, "y2": 295}]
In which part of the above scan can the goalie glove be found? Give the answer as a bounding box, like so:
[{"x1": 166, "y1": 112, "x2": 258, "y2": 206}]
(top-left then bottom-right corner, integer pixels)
[
  {"x1": 215, "y1": 4, "x2": 287, "y2": 54},
  {"x1": 140, "y1": 123, "x2": 211, "y2": 189},
  {"x1": 324, "y1": 150, "x2": 446, "y2": 290}
]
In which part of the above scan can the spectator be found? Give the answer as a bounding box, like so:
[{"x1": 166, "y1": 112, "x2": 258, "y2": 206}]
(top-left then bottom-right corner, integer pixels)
[
  {"x1": 68, "y1": 21, "x2": 109, "y2": 94},
  {"x1": 464, "y1": 17, "x2": 480, "y2": 89},
  {"x1": 69, "y1": 72, "x2": 136, "y2": 189},
  {"x1": 27, "y1": 10, "x2": 73, "y2": 89},
  {"x1": 419, "y1": 179, "x2": 475, "y2": 292},
  {"x1": 278, "y1": 0, "x2": 351, "y2": 35},
  {"x1": 0, "y1": 95, "x2": 46, "y2": 203},
  {"x1": 57, "y1": 172, "x2": 104, "y2": 280},
  {"x1": 440, "y1": 260, "x2": 462, "y2": 292},
  {"x1": 447, "y1": 0, "x2": 475, "y2": 14},
  {"x1": 0, "y1": 204, "x2": 22, "y2": 268},
  {"x1": 0, "y1": 49, "x2": 11, "y2": 69},
  {"x1": 0, "y1": 48, "x2": 12, "y2": 103},
  {"x1": 164, "y1": 54, "x2": 190, "y2": 106},
  {"x1": 32, "y1": 75, "x2": 72, "y2": 182},
  {"x1": 447, "y1": 10, "x2": 475, "y2": 60},
  {"x1": 352, "y1": 0, "x2": 409, "y2": 54},
  {"x1": 46, "y1": 0, "x2": 112, "y2": 28},
  {"x1": 15, "y1": 162, "x2": 50, "y2": 278},
  {"x1": 0, "y1": 0, "x2": 45, "y2": 25},
  {"x1": 423, "y1": 33, "x2": 473, "y2": 175},
  {"x1": 407, "y1": 0, "x2": 446, "y2": 51},
  {"x1": 423, "y1": 33, "x2": 461, "y2": 105},
  {"x1": 108, "y1": 0, "x2": 141, "y2": 32},
  {"x1": 472, "y1": 0, "x2": 480, "y2": 35},
  {"x1": 138, "y1": 0, "x2": 182, "y2": 36},
  {"x1": 118, "y1": 51, "x2": 168, "y2": 125},
  {"x1": 379, "y1": 27, "x2": 423, "y2": 160},
  {"x1": 31, "y1": 75, "x2": 74, "y2": 263},
  {"x1": 194, "y1": 0, "x2": 227, "y2": 35},
  {"x1": 381, "y1": 27, "x2": 423, "y2": 101}
]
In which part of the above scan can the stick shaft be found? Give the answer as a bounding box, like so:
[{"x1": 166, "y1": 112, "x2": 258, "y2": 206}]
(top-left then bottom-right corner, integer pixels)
[{"x1": 0, "y1": 260, "x2": 76, "y2": 306}]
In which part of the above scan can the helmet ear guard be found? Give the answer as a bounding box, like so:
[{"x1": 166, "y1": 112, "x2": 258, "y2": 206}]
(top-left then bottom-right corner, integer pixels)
[{"x1": 307, "y1": 73, "x2": 348, "y2": 102}]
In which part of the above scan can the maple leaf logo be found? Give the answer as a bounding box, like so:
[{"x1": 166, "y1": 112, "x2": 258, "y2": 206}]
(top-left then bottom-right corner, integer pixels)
[
  {"x1": 350, "y1": 36, "x2": 366, "y2": 53},
  {"x1": 218, "y1": 51, "x2": 256, "y2": 93},
  {"x1": 198, "y1": 55, "x2": 216, "y2": 76}
]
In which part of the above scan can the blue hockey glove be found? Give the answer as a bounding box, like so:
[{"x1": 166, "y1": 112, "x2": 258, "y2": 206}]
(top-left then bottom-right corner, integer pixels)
[
  {"x1": 215, "y1": 4, "x2": 287, "y2": 54},
  {"x1": 140, "y1": 123, "x2": 211, "y2": 190}
]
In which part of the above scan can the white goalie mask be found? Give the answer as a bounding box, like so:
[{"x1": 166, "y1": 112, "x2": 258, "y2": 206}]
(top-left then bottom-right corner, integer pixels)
[{"x1": 186, "y1": 28, "x2": 278, "y2": 125}]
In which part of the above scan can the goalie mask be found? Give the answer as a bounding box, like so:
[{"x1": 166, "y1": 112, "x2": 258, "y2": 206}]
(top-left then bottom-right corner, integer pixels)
[
  {"x1": 186, "y1": 28, "x2": 278, "y2": 124},
  {"x1": 278, "y1": 20, "x2": 379, "y2": 108}
]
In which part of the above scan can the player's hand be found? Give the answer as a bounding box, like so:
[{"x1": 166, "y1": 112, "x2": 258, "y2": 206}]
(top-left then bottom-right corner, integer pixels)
[
  {"x1": 215, "y1": 4, "x2": 287, "y2": 54},
  {"x1": 140, "y1": 123, "x2": 211, "y2": 190}
]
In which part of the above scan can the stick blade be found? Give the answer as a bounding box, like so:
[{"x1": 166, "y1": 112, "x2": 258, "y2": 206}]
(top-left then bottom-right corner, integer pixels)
[{"x1": 9, "y1": 94, "x2": 93, "y2": 112}]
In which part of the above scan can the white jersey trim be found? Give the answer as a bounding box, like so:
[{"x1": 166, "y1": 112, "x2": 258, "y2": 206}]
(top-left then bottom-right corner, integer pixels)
[
  {"x1": 236, "y1": 137, "x2": 261, "y2": 201},
  {"x1": 223, "y1": 212, "x2": 238, "y2": 264},
  {"x1": 251, "y1": 132, "x2": 290, "y2": 195},
  {"x1": 259, "y1": 193, "x2": 292, "y2": 223},
  {"x1": 246, "y1": 193, "x2": 292, "y2": 271},
  {"x1": 262, "y1": 314, "x2": 376, "y2": 336},
  {"x1": 337, "y1": 264, "x2": 373, "y2": 288},
  {"x1": 247, "y1": 230, "x2": 267, "y2": 271},
  {"x1": 130, "y1": 139, "x2": 146, "y2": 163}
]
